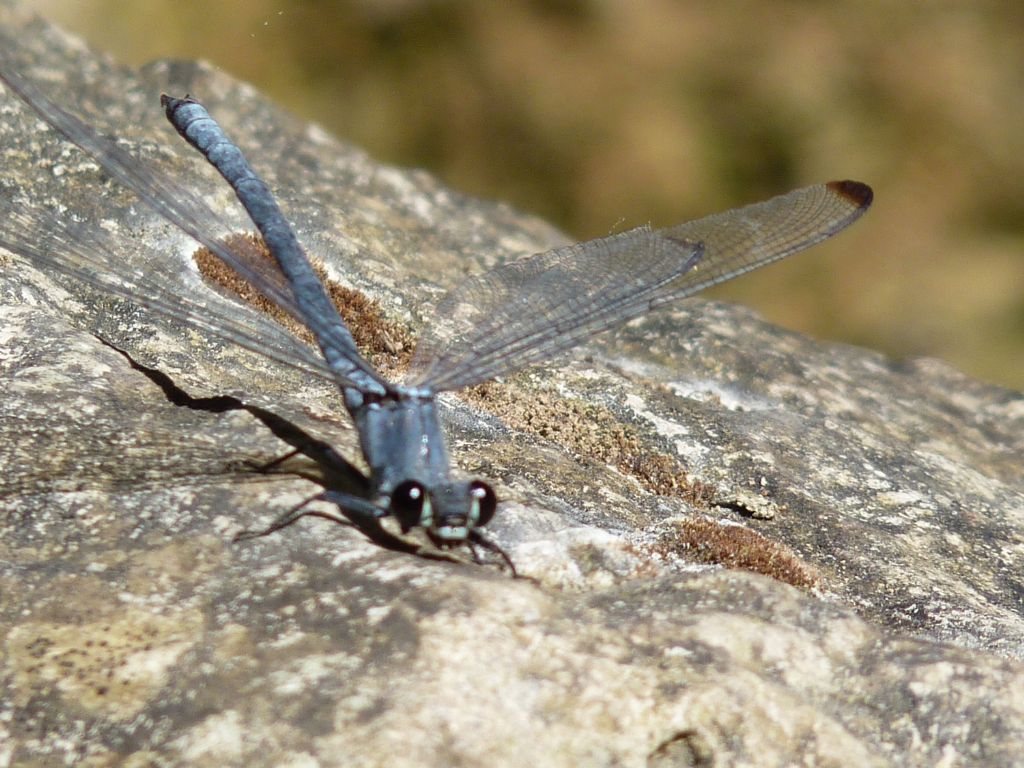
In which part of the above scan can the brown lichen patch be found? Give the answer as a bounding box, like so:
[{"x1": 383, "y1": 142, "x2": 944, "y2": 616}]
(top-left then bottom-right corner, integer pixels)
[
  {"x1": 657, "y1": 517, "x2": 820, "y2": 589},
  {"x1": 462, "y1": 381, "x2": 715, "y2": 506},
  {"x1": 6, "y1": 608, "x2": 205, "y2": 720},
  {"x1": 193, "y1": 233, "x2": 414, "y2": 378}
]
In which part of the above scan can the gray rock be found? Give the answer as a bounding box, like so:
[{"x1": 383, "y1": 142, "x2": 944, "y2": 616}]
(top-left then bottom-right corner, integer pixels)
[{"x1": 1, "y1": 7, "x2": 1022, "y2": 767}]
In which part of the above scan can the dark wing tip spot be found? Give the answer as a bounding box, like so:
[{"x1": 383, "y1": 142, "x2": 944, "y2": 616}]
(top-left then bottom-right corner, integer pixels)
[{"x1": 826, "y1": 180, "x2": 873, "y2": 210}]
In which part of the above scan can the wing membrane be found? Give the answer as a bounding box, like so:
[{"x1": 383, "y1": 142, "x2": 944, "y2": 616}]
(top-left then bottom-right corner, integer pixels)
[
  {"x1": 410, "y1": 229, "x2": 703, "y2": 390},
  {"x1": 411, "y1": 181, "x2": 871, "y2": 392},
  {"x1": 1, "y1": 56, "x2": 871, "y2": 398},
  {"x1": 0, "y1": 60, "x2": 374, "y2": 391},
  {"x1": 0, "y1": 199, "x2": 337, "y2": 382}
]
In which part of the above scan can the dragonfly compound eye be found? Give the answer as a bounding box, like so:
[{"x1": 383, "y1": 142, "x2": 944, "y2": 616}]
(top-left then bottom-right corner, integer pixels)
[
  {"x1": 391, "y1": 480, "x2": 431, "y2": 533},
  {"x1": 469, "y1": 480, "x2": 497, "y2": 527}
]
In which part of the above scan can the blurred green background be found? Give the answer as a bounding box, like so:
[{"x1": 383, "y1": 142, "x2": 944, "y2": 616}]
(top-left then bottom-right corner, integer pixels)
[{"x1": 22, "y1": 0, "x2": 1024, "y2": 390}]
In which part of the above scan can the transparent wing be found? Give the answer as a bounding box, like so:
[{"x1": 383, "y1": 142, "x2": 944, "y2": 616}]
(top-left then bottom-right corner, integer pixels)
[
  {"x1": 0, "y1": 62, "x2": 305, "y2": 324},
  {"x1": 0, "y1": 198, "x2": 338, "y2": 382},
  {"x1": 0, "y1": 60, "x2": 375, "y2": 392},
  {"x1": 649, "y1": 180, "x2": 872, "y2": 303},
  {"x1": 409, "y1": 228, "x2": 703, "y2": 390},
  {"x1": 410, "y1": 181, "x2": 871, "y2": 392}
]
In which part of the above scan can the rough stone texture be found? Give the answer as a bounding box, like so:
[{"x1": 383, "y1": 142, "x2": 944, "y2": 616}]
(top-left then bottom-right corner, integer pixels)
[{"x1": 2, "y1": 8, "x2": 1023, "y2": 767}]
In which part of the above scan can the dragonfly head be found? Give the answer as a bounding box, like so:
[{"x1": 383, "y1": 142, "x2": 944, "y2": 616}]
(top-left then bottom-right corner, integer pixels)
[{"x1": 388, "y1": 479, "x2": 497, "y2": 545}]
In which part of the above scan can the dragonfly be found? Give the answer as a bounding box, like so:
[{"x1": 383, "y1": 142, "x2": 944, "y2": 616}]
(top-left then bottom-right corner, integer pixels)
[{"x1": 0, "y1": 61, "x2": 872, "y2": 571}]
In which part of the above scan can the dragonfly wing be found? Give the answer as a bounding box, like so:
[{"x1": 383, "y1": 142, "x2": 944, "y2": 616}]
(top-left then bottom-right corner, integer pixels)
[
  {"x1": 0, "y1": 60, "x2": 384, "y2": 393},
  {"x1": 651, "y1": 180, "x2": 872, "y2": 304},
  {"x1": 0, "y1": 196, "x2": 339, "y2": 382},
  {"x1": 411, "y1": 181, "x2": 871, "y2": 392},
  {"x1": 0, "y1": 63, "x2": 305, "y2": 323},
  {"x1": 410, "y1": 227, "x2": 703, "y2": 391}
]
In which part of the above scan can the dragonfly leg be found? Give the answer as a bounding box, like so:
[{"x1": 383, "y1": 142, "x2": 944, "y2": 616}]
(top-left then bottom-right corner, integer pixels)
[
  {"x1": 245, "y1": 447, "x2": 304, "y2": 474},
  {"x1": 234, "y1": 491, "x2": 522, "y2": 573},
  {"x1": 468, "y1": 530, "x2": 519, "y2": 577},
  {"x1": 233, "y1": 489, "x2": 430, "y2": 558},
  {"x1": 233, "y1": 491, "x2": 353, "y2": 541}
]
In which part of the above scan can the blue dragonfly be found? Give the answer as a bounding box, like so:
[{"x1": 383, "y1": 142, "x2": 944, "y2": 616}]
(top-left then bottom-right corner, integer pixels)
[{"x1": 0, "y1": 63, "x2": 871, "y2": 571}]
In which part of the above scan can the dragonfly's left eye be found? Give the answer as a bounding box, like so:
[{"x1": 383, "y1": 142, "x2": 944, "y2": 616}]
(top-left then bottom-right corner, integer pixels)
[
  {"x1": 469, "y1": 480, "x2": 497, "y2": 527},
  {"x1": 391, "y1": 480, "x2": 430, "y2": 533}
]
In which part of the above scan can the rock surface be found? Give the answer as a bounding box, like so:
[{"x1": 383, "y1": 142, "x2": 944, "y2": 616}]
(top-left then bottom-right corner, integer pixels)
[{"x1": 1, "y1": 7, "x2": 1023, "y2": 767}]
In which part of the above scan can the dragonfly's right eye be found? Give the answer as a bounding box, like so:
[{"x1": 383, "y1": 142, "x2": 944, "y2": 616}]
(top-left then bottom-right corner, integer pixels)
[
  {"x1": 391, "y1": 481, "x2": 430, "y2": 533},
  {"x1": 469, "y1": 480, "x2": 497, "y2": 527}
]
